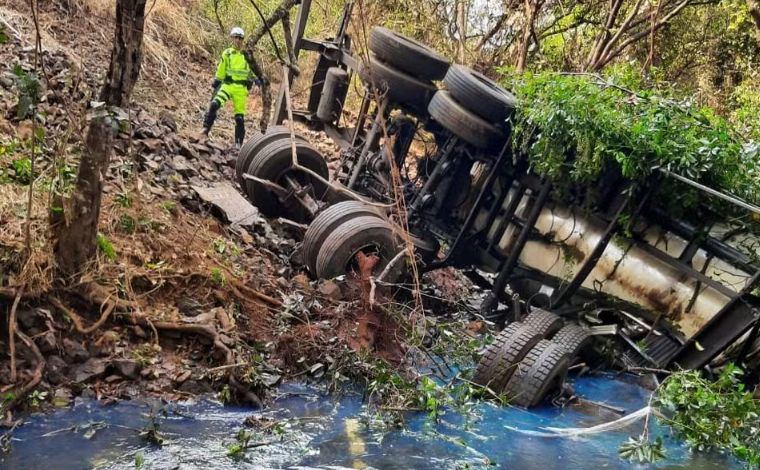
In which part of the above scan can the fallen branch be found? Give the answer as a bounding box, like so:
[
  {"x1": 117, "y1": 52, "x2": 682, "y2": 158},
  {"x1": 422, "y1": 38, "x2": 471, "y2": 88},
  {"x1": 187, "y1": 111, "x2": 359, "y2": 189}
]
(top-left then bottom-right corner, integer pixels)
[
  {"x1": 1, "y1": 330, "x2": 46, "y2": 414},
  {"x1": 75, "y1": 282, "x2": 137, "y2": 311},
  {"x1": 50, "y1": 296, "x2": 116, "y2": 334},
  {"x1": 369, "y1": 249, "x2": 407, "y2": 308}
]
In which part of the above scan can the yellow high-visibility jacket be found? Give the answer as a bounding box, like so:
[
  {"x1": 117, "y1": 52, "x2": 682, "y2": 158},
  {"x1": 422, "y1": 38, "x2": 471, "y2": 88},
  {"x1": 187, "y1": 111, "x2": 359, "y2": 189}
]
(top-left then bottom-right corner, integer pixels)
[{"x1": 215, "y1": 47, "x2": 252, "y2": 84}]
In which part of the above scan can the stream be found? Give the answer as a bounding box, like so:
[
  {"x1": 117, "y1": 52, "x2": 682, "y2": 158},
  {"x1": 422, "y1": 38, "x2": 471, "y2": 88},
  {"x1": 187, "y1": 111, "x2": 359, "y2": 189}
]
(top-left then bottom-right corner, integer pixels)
[{"x1": 0, "y1": 374, "x2": 740, "y2": 469}]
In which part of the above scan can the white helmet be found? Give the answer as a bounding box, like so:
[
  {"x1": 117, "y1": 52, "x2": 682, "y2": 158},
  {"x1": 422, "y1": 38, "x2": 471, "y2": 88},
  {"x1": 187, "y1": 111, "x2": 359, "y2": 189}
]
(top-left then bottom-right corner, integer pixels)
[{"x1": 230, "y1": 27, "x2": 244, "y2": 38}]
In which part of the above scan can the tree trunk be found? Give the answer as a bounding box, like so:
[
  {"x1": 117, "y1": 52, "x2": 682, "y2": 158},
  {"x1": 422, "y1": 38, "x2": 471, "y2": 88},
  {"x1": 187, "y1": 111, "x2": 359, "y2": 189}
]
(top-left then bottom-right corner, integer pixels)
[
  {"x1": 455, "y1": 0, "x2": 468, "y2": 62},
  {"x1": 515, "y1": 0, "x2": 537, "y2": 72},
  {"x1": 748, "y1": 0, "x2": 760, "y2": 45},
  {"x1": 54, "y1": 0, "x2": 146, "y2": 277}
]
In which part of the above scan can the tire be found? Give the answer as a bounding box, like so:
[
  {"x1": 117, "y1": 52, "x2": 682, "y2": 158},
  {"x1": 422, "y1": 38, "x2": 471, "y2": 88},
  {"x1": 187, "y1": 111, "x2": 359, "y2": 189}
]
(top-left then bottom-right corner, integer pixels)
[
  {"x1": 368, "y1": 26, "x2": 450, "y2": 81},
  {"x1": 235, "y1": 126, "x2": 306, "y2": 186},
  {"x1": 360, "y1": 55, "x2": 437, "y2": 116},
  {"x1": 522, "y1": 309, "x2": 563, "y2": 338},
  {"x1": 444, "y1": 65, "x2": 517, "y2": 124},
  {"x1": 315, "y1": 216, "x2": 401, "y2": 280},
  {"x1": 504, "y1": 339, "x2": 570, "y2": 408},
  {"x1": 472, "y1": 322, "x2": 544, "y2": 393},
  {"x1": 551, "y1": 324, "x2": 592, "y2": 359},
  {"x1": 303, "y1": 201, "x2": 385, "y2": 275},
  {"x1": 428, "y1": 90, "x2": 505, "y2": 149},
  {"x1": 244, "y1": 138, "x2": 329, "y2": 222}
]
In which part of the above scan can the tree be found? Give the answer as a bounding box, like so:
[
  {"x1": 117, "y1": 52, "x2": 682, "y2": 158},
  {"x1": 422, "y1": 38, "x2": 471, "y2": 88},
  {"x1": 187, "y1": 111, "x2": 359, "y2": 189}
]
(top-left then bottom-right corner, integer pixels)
[
  {"x1": 748, "y1": 0, "x2": 760, "y2": 44},
  {"x1": 53, "y1": 0, "x2": 146, "y2": 277}
]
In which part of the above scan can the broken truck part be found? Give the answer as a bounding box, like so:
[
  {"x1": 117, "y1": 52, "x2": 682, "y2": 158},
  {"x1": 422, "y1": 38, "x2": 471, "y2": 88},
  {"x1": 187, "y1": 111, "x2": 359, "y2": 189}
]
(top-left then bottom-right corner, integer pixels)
[{"x1": 236, "y1": 1, "x2": 760, "y2": 407}]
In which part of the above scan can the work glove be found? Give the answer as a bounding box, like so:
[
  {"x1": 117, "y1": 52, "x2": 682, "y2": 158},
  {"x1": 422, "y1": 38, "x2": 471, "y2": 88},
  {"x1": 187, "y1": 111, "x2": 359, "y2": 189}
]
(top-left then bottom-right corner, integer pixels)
[{"x1": 211, "y1": 79, "x2": 221, "y2": 91}]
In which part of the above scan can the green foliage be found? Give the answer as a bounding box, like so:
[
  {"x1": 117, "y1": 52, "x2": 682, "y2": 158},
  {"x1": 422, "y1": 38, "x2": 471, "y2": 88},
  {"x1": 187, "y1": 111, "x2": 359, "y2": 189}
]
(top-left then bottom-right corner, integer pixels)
[
  {"x1": 504, "y1": 70, "x2": 760, "y2": 208},
  {"x1": 226, "y1": 429, "x2": 252, "y2": 457},
  {"x1": 211, "y1": 267, "x2": 226, "y2": 286},
  {"x1": 96, "y1": 233, "x2": 117, "y2": 262},
  {"x1": 11, "y1": 157, "x2": 32, "y2": 184},
  {"x1": 656, "y1": 364, "x2": 760, "y2": 466},
  {"x1": 28, "y1": 390, "x2": 48, "y2": 407},
  {"x1": 12, "y1": 65, "x2": 41, "y2": 120},
  {"x1": 619, "y1": 435, "x2": 666, "y2": 463},
  {"x1": 160, "y1": 200, "x2": 177, "y2": 214},
  {"x1": 139, "y1": 401, "x2": 165, "y2": 445},
  {"x1": 0, "y1": 24, "x2": 8, "y2": 44},
  {"x1": 134, "y1": 451, "x2": 145, "y2": 469},
  {"x1": 119, "y1": 214, "x2": 136, "y2": 233},
  {"x1": 217, "y1": 384, "x2": 232, "y2": 404},
  {"x1": 115, "y1": 193, "x2": 133, "y2": 208}
]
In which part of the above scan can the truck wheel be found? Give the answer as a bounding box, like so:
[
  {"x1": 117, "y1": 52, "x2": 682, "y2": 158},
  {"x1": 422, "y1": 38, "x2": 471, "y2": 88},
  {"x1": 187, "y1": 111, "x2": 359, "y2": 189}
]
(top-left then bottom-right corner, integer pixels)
[
  {"x1": 303, "y1": 201, "x2": 385, "y2": 275},
  {"x1": 244, "y1": 138, "x2": 329, "y2": 222},
  {"x1": 428, "y1": 90, "x2": 505, "y2": 149},
  {"x1": 360, "y1": 55, "x2": 437, "y2": 116},
  {"x1": 369, "y1": 26, "x2": 450, "y2": 81},
  {"x1": 236, "y1": 126, "x2": 306, "y2": 186},
  {"x1": 315, "y1": 216, "x2": 402, "y2": 280},
  {"x1": 504, "y1": 339, "x2": 570, "y2": 407},
  {"x1": 443, "y1": 65, "x2": 517, "y2": 125},
  {"x1": 522, "y1": 309, "x2": 563, "y2": 338},
  {"x1": 473, "y1": 322, "x2": 543, "y2": 393},
  {"x1": 551, "y1": 324, "x2": 592, "y2": 359}
]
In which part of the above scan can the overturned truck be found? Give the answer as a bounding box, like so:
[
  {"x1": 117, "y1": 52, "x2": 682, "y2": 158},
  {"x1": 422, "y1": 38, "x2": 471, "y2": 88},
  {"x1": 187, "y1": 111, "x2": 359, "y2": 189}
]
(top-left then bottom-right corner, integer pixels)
[{"x1": 236, "y1": 2, "x2": 760, "y2": 407}]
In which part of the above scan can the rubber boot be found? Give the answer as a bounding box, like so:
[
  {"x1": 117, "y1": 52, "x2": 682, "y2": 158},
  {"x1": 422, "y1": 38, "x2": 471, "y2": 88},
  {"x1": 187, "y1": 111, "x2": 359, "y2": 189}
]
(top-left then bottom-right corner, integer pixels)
[
  {"x1": 234, "y1": 114, "x2": 245, "y2": 149},
  {"x1": 202, "y1": 100, "x2": 220, "y2": 135}
]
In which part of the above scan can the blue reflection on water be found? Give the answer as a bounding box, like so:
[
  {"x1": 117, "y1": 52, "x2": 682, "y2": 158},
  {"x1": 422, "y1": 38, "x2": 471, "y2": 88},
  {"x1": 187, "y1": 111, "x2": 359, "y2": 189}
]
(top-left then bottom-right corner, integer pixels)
[{"x1": 0, "y1": 374, "x2": 739, "y2": 469}]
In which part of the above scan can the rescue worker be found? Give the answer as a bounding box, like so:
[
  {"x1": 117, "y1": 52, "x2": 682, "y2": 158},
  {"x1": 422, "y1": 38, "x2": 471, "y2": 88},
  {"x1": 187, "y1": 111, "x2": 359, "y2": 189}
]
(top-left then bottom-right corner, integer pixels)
[{"x1": 202, "y1": 26, "x2": 262, "y2": 148}]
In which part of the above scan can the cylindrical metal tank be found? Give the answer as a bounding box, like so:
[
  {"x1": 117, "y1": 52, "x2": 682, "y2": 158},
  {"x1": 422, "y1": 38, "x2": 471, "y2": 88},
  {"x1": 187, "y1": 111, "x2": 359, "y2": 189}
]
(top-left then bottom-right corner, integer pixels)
[{"x1": 317, "y1": 67, "x2": 349, "y2": 122}]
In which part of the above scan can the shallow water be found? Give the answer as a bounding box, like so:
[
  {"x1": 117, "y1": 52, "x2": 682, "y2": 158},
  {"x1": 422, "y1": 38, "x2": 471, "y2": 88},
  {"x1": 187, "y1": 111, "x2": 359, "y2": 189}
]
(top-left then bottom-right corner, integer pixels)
[{"x1": 1, "y1": 374, "x2": 739, "y2": 469}]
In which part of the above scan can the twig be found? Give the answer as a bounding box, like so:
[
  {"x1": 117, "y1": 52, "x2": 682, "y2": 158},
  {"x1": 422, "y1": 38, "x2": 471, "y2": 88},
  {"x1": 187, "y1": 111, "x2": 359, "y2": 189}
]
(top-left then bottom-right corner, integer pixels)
[
  {"x1": 625, "y1": 366, "x2": 672, "y2": 375},
  {"x1": 0, "y1": 419, "x2": 21, "y2": 453},
  {"x1": 369, "y1": 249, "x2": 407, "y2": 308},
  {"x1": 8, "y1": 287, "x2": 23, "y2": 382},
  {"x1": 205, "y1": 362, "x2": 250, "y2": 373},
  {"x1": 1, "y1": 330, "x2": 46, "y2": 414},
  {"x1": 50, "y1": 296, "x2": 116, "y2": 334}
]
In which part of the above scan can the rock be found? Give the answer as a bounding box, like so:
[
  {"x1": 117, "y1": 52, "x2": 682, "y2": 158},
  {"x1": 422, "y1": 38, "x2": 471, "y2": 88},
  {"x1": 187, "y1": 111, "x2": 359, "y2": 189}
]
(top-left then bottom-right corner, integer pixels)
[
  {"x1": 177, "y1": 139, "x2": 199, "y2": 160},
  {"x1": 178, "y1": 379, "x2": 214, "y2": 395},
  {"x1": 36, "y1": 330, "x2": 58, "y2": 354},
  {"x1": 178, "y1": 298, "x2": 204, "y2": 316},
  {"x1": 174, "y1": 370, "x2": 192, "y2": 384},
  {"x1": 318, "y1": 280, "x2": 343, "y2": 300},
  {"x1": 132, "y1": 325, "x2": 148, "y2": 339},
  {"x1": 140, "y1": 138, "x2": 163, "y2": 153},
  {"x1": 45, "y1": 356, "x2": 69, "y2": 385},
  {"x1": 0, "y1": 73, "x2": 14, "y2": 89},
  {"x1": 113, "y1": 358, "x2": 141, "y2": 379},
  {"x1": 171, "y1": 155, "x2": 197, "y2": 177},
  {"x1": 16, "y1": 309, "x2": 38, "y2": 329},
  {"x1": 63, "y1": 338, "x2": 90, "y2": 363},
  {"x1": 158, "y1": 110, "x2": 178, "y2": 132},
  {"x1": 52, "y1": 388, "x2": 73, "y2": 408},
  {"x1": 73, "y1": 358, "x2": 107, "y2": 383}
]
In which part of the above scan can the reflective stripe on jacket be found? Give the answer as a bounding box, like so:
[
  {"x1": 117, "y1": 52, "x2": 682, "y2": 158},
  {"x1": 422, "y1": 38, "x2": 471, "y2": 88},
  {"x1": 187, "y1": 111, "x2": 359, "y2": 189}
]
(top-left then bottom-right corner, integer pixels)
[{"x1": 215, "y1": 47, "x2": 251, "y2": 83}]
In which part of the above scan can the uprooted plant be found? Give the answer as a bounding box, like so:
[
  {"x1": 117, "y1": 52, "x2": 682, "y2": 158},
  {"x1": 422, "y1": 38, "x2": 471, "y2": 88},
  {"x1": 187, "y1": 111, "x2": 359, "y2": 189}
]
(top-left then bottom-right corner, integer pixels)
[{"x1": 621, "y1": 364, "x2": 760, "y2": 466}]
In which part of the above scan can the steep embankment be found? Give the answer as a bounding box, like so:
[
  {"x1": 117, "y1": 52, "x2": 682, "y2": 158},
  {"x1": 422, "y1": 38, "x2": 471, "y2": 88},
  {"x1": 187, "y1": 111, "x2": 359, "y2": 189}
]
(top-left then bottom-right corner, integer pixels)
[{"x1": 0, "y1": 0, "x2": 415, "y2": 415}]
